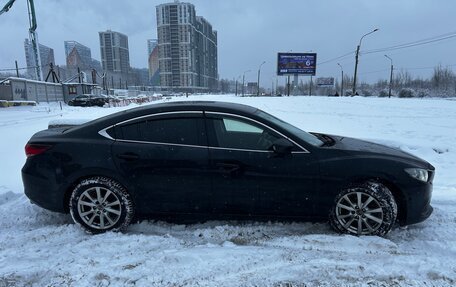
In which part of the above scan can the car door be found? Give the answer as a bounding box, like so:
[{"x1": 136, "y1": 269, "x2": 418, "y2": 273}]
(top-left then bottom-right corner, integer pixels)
[
  {"x1": 205, "y1": 112, "x2": 320, "y2": 218},
  {"x1": 110, "y1": 111, "x2": 211, "y2": 216}
]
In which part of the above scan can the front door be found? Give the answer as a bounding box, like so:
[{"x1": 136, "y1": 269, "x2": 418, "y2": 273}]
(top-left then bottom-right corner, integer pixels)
[{"x1": 205, "y1": 112, "x2": 320, "y2": 218}]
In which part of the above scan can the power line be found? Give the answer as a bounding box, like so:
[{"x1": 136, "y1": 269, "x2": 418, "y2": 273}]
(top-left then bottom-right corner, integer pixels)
[
  {"x1": 359, "y1": 68, "x2": 390, "y2": 75},
  {"x1": 357, "y1": 63, "x2": 456, "y2": 76},
  {"x1": 318, "y1": 50, "x2": 355, "y2": 65},
  {"x1": 363, "y1": 31, "x2": 456, "y2": 55},
  {"x1": 0, "y1": 65, "x2": 41, "y2": 72},
  {"x1": 318, "y1": 30, "x2": 456, "y2": 68}
]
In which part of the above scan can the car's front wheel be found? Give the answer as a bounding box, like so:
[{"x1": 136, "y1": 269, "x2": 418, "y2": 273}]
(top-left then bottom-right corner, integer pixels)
[
  {"x1": 329, "y1": 181, "x2": 397, "y2": 236},
  {"x1": 69, "y1": 177, "x2": 134, "y2": 234}
]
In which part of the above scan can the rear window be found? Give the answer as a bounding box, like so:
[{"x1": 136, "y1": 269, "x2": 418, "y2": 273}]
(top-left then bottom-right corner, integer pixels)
[{"x1": 115, "y1": 116, "x2": 203, "y2": 146}]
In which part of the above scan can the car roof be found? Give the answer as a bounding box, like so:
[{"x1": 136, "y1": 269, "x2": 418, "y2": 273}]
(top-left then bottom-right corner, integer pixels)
[
  {"x1": 130, "y1": 100, "x2": 257, "y2": 113},
  {"x1": 68, "y1": 100, "x2": 260, "y2": 133}
]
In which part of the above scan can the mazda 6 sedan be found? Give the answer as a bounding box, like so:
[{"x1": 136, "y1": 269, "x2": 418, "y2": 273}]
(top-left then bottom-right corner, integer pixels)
[{"x1": 22, "y1": 101, "x2": 434, "y2": 236}]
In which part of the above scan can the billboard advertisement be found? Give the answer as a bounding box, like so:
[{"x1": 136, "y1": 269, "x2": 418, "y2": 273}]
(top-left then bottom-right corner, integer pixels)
[
  {"x1": 277, "y1": 53, "x2": 317, "y2": 76},
  {"x1": 316, "y1": 77, "x2": 335, "y2": 87}
]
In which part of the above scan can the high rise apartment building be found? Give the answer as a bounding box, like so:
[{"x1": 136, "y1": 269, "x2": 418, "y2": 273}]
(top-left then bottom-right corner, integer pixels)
[
  {"x1": 156, "y1": 1, "x2": 218, "y2": 91},
  {"x1": 147, "y1": 39, "x2": 158, "y2": 56},
  {"x1": 99, "y1": 30, "x2": 130, "y2": 74},
  {"x1": 148, "y1": 39, "x2": 160, "y2": 85},
  {"x1": 24, "y1": 39, "x2": 55, "y2": 80},
  {"x1": 64, "y1": 41, "x2": 93, "y2": 69}
]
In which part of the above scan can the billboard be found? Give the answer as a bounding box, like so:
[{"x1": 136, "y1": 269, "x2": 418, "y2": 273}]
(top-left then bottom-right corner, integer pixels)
[
  {"x1": 316, "y1": 77, "x2": 335, "y2": 87},
  {"x1": 277, "y1": 53, "x2": 317, "y2": 76}
]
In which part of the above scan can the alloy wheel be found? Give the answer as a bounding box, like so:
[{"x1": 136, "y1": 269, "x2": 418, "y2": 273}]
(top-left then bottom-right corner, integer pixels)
[
  {"x1": 77, "y1": 186, "x2": 122, "y2": 230},
  {"x1": 335, "y1": 191, "x2": 384, "y2": 235}
]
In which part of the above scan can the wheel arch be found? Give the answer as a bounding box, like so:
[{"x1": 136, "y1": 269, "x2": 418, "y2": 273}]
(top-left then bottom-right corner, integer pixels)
[
  {"x1": 62, "y1": 168, "x2": 135, "y2": 213},
  {"x1": 343, "y1": 175, "x2": 407, "y2": 225}
]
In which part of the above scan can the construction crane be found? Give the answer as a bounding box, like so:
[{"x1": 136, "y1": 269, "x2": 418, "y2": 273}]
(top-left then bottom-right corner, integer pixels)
[{"x1": 1, "y1": 0, "x2": 42, "y2": 81}]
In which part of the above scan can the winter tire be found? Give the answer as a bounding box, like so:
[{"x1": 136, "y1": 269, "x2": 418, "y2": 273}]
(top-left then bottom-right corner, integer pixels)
[
  {"x1": 329, "y1": 181, "x2": 397, "y2": 236},
  {"x1": 69, "y1": 177, "x2": 134, "y2": 234}
]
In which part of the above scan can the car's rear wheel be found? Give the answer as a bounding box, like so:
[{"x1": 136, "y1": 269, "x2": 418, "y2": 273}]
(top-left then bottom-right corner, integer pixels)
[
  {"x1": 329, "y1": 181, "x2": 397, "y2": 236},
  {"x1": 69, "y1": 177, "x2": 134, "y2": 234}
]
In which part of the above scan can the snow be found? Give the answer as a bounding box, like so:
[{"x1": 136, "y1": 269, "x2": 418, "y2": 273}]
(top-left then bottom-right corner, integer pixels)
[{"x1": 0, "y1": 95, "x2": 455, "y2": 286}]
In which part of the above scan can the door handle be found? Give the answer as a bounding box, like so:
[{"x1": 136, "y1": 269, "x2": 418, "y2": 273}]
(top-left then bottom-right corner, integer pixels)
[
  {"x1": 116, "y1": 153, "x2": 140, "y2": 161},
  {"x1": 216, "y1": 163, "x2": 242, "y2": 176}
]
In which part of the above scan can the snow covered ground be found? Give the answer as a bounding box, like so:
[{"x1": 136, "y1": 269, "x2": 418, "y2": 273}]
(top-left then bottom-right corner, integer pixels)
[{"x1": 0, "y1": 95, "x2": 455, "y2": 286}]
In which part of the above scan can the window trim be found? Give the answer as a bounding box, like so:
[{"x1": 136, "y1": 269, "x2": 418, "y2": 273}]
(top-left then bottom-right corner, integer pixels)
[
  {"x1": 98, "y1": 110, "x2": 310, "y2": 154},
  {"x1": 98, "y1": 111, "x2": 203, "y2": 142}
]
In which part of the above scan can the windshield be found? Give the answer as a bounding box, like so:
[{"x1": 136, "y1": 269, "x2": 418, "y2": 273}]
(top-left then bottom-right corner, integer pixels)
[{"x1": 254, "y1": 109, "x2": 324, "y2": 147}]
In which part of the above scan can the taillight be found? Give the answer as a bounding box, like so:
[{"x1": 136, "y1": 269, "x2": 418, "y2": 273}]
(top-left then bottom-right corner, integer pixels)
[{"x1": 25, "y1": 144, "x2": 52, "y2": 157}]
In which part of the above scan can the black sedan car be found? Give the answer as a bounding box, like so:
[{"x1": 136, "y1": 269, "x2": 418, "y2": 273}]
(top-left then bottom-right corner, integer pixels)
[
  {"x1": 68, "y1": 95, "x2": 107, "y2": 107},
  {"x1": 22, "y1": 101, "x2": 434, "y2": 236}
]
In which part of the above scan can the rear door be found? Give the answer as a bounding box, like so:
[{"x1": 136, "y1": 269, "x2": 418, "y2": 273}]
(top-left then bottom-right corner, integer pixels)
[{"x1": 110, "y1": 111, "x2": 211, "y2": 215}]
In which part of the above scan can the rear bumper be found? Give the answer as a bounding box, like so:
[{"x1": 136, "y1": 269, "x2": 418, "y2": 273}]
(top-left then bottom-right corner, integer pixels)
[{"x1": 22, "y1": 166, "x2": 67, "y2": 213}]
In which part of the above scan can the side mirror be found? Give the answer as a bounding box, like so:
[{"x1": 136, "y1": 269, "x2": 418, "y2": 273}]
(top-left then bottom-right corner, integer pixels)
[{"x1": 271, "y1": 138, "x2": 294, "y2": 155}]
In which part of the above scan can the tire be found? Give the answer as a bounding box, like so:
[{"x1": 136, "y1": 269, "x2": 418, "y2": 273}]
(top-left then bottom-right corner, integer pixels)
[
  {"x1": 69, "y1": 177, "x2": 134, "y2": 234},
  {"x1": 329, "y1": 181, "x2": 397, "y2": 236}
]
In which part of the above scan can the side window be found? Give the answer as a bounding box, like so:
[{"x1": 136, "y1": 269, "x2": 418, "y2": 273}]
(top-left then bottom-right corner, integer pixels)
[
  {"x1": 209, "y1": 116, "x2": 280, "y2": 151},
  {"x1": 115, "y1": 116, "x2": 203, "y2": 146},
  {"x1": 223, "y1": 118, "x2": 263, "y2": 133},
  {"x1": 141, "y1": 118, "x2": 200, "y2": 145}
]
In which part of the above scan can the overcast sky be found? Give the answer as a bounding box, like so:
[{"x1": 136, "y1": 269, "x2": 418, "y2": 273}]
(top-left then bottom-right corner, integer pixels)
[{"x1": 1, "y1": 0, "x2": 455, "y2": 86}]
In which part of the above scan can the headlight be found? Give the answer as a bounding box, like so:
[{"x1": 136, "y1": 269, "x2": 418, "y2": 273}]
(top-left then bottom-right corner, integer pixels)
[{"x1": 405, "y1": 168, "x2": 429, "y2": 182}]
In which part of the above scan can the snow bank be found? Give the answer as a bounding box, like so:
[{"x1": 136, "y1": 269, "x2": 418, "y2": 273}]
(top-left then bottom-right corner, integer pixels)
[{"x1": 0, "y1": 96, "x2": 455, "y2": 286}]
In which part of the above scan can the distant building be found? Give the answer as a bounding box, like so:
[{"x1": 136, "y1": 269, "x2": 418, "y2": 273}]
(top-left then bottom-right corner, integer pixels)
[
  {"x1": 131, "y1": 68, "x2": 150, "y2": 87},
  {"x1": 147, "y1": 39, "x2": 158, "y2": 56},
  {"x1": 148, "y1": 40, "x2": 160, "y2": 86},
  {"x1": 64, "y1": 41, "x2": 93, "y2": 70},
  {"x1": 91, "y1": 59, "x2": 102, "y2": 72},
  {"x1": 24, "y1": 39, "x2": 55, "y2": 80},
  {"x1": 156, "y1": 1, "x2": 218, "y2": 91},
  {"x1": 99, "y1": 30, "x2": 130, "y2": 74}
]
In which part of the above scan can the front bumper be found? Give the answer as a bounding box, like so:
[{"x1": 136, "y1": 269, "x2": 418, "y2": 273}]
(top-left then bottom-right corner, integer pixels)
[{"x1": 400, "y1": 181, "x2": 433, "y2": 226}]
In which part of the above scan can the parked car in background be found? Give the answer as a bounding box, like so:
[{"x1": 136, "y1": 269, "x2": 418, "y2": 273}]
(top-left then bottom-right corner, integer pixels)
[
  {"x1": 68, "y1": 95, "x2": 107, "y2": 107},
  {"x1": 22, "y1": 101, "x2": 434, "y2": 236}
]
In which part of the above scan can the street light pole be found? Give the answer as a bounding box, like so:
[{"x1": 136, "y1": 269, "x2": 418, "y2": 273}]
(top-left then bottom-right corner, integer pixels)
[
  {"x1": 337, "y1": 63, "x2": 344, "y2": 97},
  {"x1": 352, "y1": 28, "x2": 379, "y2": 95},
  {"x1": 235, "y1": 75, "x2": 241, "y2": 96},
  {"x1": 384, "y1": 55, "x2": 393, "y2": 98},
  {"x1": 257, "y1": 61, "x2": 266, "y2": 97},
  {"x1": 242, "y1": 70, "x2": 250, "y2": 97}
]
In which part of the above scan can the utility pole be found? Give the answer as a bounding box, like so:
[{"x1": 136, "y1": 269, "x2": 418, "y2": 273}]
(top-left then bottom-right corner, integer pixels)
[
  {"x1": 385, "y1": 55, "x2": 393, "y2": 98},
  {"x1": 337, "y1": 63, "x2": 344, "y2": 97},
  {"x1": 1, "y1": 0, "x2": 42, "y2": 80},
  {"x1": 353, "y1": 28, "x2": 379, "y2": 95},
  {"x1": 92, "y1": 69, "x2": 97, "y2": 85},
  {"x1": 235, "y1": 75, "x2": 241, "y2": 96},
  {"x1": 286, "y1": 49, "x2": 292, "y2": 97},
  {"x1": 242, "y1": 70, "x2": 250, "y2": 97},
  {"x1": 309, "y1": 76, "x2": 313, "y2": 96},
  {"x1": 257, "y1": 61, "x2": 266, "y2": 97},
  {"x1": 15, "y1": 60, "x2": 19, "y2": 77},
  {"x1": 77, "y1": 67, "x2": 81, "y2": 83},
  {"x1": 235, "y1": 79, "x2": 238, "y2": 96},
  {"x1": 275, "y1": 76, "x2": 278, "y2": 95},
  {"x1": 287, "y1": 76, "x2": 290, "y2": 96},
  {"x1": 271, "y1": 78, "x2": 274, "y2": 96}
]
